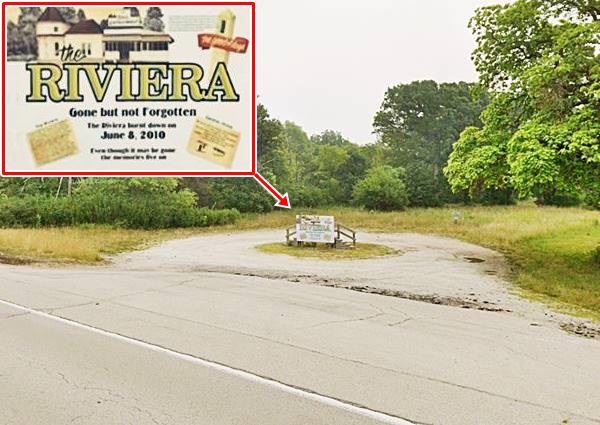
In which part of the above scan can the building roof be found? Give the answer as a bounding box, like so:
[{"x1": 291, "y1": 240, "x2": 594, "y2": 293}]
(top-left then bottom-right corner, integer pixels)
[
  {"x1": 66, "y1": 19, "x2": 103, "y2": 34},
  {"x1": 103, "y1": 28, "x2": 174, "y2": 42},
  {"x1": 38, "y1": 7, "x2": 66, "y2": 23}
]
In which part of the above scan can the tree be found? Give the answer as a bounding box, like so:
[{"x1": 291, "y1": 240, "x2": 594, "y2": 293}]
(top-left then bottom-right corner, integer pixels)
[
  {"x1": 352, "y1": 166, "x2": 409, "y2": 211},
  {"x1": 373, "y1": 80, "x2": 489, "y2": 206},
  {"x1": 281, "y1": 125, "x2": 369, "y2": 207},
  {"x1": 56, "y1": 7, "x2": 81, "y2": 24},
  {"x1": 257, "y1": 104, "x2": 291, "y2": 182},
  {"x1": 180, "y1": 178, "x2": 211, "y2": 206},
  {"x1": 209, "y1": 178, "x2": 273, "y2": 213},
  {"x1": 311, "y1": 130, "x2": 352, "y2": 147},
  {"x1": 207, "y1": 104, "x2": 290, "y2": 212},
  {"x1": 446, "y1": 0, "x2": 600, "y2": 207},
  {"x1": 0, "y1": 177, "x2": 62, "y2": 196},
  {"x1": 17, "y1": 7, "x2": 41, "y2": 56},
  {"x1": 283, "y1": 121, "x2": 316, "y2": 185},
  {"x1": 6, "y1": 21, "x2": 24, "y2": 56},
  {"x1": 144, "y1": 7, "x2": 165, "y2": 32}
]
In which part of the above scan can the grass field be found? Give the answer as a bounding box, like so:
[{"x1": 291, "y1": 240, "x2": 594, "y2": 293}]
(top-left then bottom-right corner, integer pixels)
[
  {"x1": 0, "y1": 204, "x2": 598, "y2": 319},
  {"x1": 0, "y1": 226, "x2": 199, "y2": 264},
  {"x1": 234, "y1": 205, "x2": 600, "y2": 319},
  {"x1": 256, "y1": 242, "x2": 395, "y2": 260}
]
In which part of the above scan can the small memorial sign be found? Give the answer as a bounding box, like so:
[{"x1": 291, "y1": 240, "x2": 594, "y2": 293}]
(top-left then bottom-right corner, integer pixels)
[{"x1": 296, "y1": 215, "x2": 335, "y2": 244}]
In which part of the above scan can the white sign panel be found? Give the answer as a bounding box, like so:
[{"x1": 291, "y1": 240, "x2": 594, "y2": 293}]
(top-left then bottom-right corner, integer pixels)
[{"x1": 296, "y1": 215, "x2": 335, "y2": 244}]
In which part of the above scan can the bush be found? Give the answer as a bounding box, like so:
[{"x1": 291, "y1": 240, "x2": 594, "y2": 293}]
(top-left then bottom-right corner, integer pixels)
[
  {"x1": 534, "y1": 191, "x2": 581, "y2": 207},
  {"x1": 0, "y1": 179, "x2": 241, "y2": 229},
  {"x1": 209, "y1": 178, "x2": 274, "y2": 213},
  {"x1": 472, "y1": 188, "x2": 516, "y2": 205},
  {"x1": 583, "y1": 186, "x2": 600, "y2": 210},
  {"x1": 352, "y1": 166, "x2": 409, "y2": 211},
  {"x1": 403, "y1": 163, "x2": 441, "y2": 207},
  {"x1": 291, "y1": 184, "x2": 332, "y2": 208}
]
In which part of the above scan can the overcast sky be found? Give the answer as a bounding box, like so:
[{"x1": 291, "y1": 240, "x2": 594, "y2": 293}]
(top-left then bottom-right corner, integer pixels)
[{"x1": 256, "y1": 0, "x2": 510, "y2": 143}]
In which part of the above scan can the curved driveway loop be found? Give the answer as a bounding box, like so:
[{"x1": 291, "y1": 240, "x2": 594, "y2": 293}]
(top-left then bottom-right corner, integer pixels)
[
  {"x1": 116, "y1": 230, "x2": 577, "y2": 322},
  {"x1": 1, "y1": 230, "x2": 599, "y2": 425}
]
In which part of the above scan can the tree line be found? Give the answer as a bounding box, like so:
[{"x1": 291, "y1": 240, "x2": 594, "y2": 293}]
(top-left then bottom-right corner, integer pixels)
[
  {"x1": 1, "y1": 0, "x2": 597, "y2": 224},
  {"x1": 211, "y1": 0, "x2": 599, "y2": 212}
]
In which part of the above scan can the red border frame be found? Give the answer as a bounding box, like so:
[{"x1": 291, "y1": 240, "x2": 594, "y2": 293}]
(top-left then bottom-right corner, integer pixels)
[{"x1": 1, "y1": 1, "x2": 256, "y2": 177}]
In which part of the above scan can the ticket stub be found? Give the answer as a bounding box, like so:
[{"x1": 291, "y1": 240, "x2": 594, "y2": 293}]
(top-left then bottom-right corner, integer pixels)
[
  {"x1": 27, "y1": 119, "x2": 79, "y2": 166},
  {"x1": 187, "y1": 116, "x2": 241, "y2": 168}
]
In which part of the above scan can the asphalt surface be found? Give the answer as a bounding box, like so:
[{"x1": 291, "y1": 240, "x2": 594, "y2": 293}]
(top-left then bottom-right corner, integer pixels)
[{"x1": 1, "y1": 230, "x2": 599, "y2": 425}]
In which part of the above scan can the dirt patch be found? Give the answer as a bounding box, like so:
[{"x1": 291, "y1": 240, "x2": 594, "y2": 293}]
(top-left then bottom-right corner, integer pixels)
[
  {"x1": 346, "y1": 285, "x2": 510, "y2": 312},
  {"x1": 192, "y1": 266, "x2": 511, "y2": 313},
  {"x1": 193, "y1": 266, "x2": 343, "y2": 286},
  {"x1": 560, "y1": 322, "x2": 600, "y2": 339},
  {"x1": 0, "y1": 254, "x2": 34, "y2": 265},
  {"x1": 464, "y1": 256, "x2": 485, "y2": 263}
]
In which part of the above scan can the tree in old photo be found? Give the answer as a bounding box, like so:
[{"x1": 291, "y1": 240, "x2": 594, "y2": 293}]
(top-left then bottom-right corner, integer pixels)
[{"x1": 144, "y1": 7, "x2": 165, "y2": 32}]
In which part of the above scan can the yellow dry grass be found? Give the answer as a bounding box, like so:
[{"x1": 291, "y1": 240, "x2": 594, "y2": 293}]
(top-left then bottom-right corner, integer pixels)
[
  {"x1": 0, "y1": 204, "x2": 598, "y2": 319},
  {"x1": 235, "y1": 205, "x2": 600, "y2": 319},
  {"x1": 0, "y1": 226, "x2": 198, "y2": 264},
  {"x1": 256, "y1": 242, "x2": 395, "y2": 260}
]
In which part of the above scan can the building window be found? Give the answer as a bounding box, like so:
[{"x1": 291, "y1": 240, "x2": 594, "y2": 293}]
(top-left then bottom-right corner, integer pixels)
[
  {"x1": 55, "y1": 42, "x2": 59, "y2": 56},
  {"x1": 220, "y1": 20, "x2": 226, "y2": 33},
  {"x1": 54, "y1": 26, "x2": 58, "y2": 32}
]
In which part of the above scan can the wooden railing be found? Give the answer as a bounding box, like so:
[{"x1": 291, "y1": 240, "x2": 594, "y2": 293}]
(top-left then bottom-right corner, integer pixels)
[
  {"x1": 285, "y1": 227, "x2": 297, "y2": 246},
  {"x1": 335, "y1": 223, "x2": 356, "y2": 247}
]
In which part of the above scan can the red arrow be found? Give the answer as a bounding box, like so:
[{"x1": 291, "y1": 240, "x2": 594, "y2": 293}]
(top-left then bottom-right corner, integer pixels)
[{"x1": 253, "y1": 172, "x2": 291, "y2": 209}]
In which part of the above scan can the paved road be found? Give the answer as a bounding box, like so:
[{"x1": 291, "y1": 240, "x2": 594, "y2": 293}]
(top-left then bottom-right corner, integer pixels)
[{"x1": 1, "y1": 230, "x2": 599, "y2": 425}]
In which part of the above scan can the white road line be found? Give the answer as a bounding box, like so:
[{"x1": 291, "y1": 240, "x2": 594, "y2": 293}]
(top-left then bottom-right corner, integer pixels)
[{"x1": 0, "y1": 298, "x2": 413, "y2": 425}]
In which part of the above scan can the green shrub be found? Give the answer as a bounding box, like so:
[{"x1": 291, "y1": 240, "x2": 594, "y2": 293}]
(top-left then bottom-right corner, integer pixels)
[
  {"x1": 291, "y1": 184, "x2": 332, "y2": 208},
  {"x1": 209, "y1": 178, "x2": 274, "y2": 213},
  {"x1": 352, "y1": 166, "x2": 409, "y2": 211},
  {"x1": 0, "y1": 190, "x2": 240, "y2": 229},
  {"x1": 403, "y1": 163, "x2": 440, "y2": 207},
  {"x1": 583, "y1": 186, "x2": 600, "y2": 210}
]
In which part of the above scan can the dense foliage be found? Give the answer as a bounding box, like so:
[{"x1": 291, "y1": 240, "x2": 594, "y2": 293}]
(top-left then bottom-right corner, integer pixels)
[
  {"x1": 3, "y1": 0, "x2": 595, "y2": 216},
  {"x1": 445, "y1": 0, "x2": 599, "y2": 207},
  {"x1": 352, "y1": 166, "x2": 409, "y2": 211},
  {"x1": 373, "y1": 80, "x2": 503, "y2": 206},
  {"x1": 0, "y1": 178, "x2": 239, "y2": 229}
]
